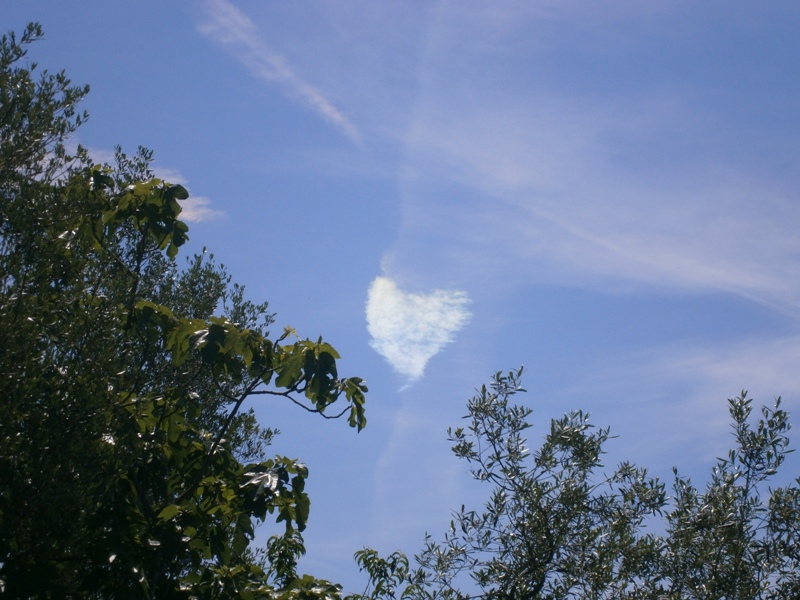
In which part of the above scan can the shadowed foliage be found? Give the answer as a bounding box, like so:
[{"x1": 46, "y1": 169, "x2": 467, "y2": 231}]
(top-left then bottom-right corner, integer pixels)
[{"x1": 0, "y1": 23, "x2": 366, "y2": 598}]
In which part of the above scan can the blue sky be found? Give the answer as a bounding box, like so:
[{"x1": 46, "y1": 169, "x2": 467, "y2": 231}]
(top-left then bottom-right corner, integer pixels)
[{"x1": 5, "y1": 0, "x2": 800, "y2": 590}]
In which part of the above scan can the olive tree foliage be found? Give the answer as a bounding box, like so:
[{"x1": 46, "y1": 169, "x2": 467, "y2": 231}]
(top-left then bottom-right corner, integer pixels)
[
  {"x1": 659, "y1": 397, "x2": 800, "y2": 599},
  {"x1": 351, "y1": 369, "x2": 800, "y2": 600},
  {"x1": 0, "y1": 24, "x2": 366, "y2": 599}
]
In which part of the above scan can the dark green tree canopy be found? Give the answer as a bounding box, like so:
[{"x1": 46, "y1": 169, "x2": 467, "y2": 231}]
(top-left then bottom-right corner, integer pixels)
[{"x1": 0, "y1": 23, "x2": 366, "y2": 599}]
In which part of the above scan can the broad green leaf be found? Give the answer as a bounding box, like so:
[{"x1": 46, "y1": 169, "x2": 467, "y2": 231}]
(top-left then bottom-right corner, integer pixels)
[{"x1": 157, "y1": 504, "x2": 181, "y2": 522}]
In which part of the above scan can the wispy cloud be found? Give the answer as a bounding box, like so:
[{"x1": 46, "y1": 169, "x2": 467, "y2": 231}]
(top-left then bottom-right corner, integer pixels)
[
  {"x1": 544, "y1": 333, "x2": 800, "y2": 475},
  {"x1": 178, "y1": 197, "x2": 225, "y2": 223},
  {"x1": 78, "y1": 146, "x2": 226, "y2": 223},
  {"x1": 399, "y1": 97, "x2": 800, "y2": 317},
  {"x1": 197, "y1": 0, "x2": 360, "y2": 143},
  {"x1": 152, "y1": 166, "x2": 225, "y2": 223},
  {"x1": 366, "y1": 276, "x2": 471, "y2": 384},
  {"x1": 376, "y1": 1, "x2": 800, "y2": 319}
]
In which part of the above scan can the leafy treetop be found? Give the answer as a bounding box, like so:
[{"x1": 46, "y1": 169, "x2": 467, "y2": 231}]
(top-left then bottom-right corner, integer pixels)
[
  {"x1": 351, "y1": 369, "x2": 800, "y2": 600},
  {"x1": 0, "y1": 22, "x2": 365, "y2": 599}
]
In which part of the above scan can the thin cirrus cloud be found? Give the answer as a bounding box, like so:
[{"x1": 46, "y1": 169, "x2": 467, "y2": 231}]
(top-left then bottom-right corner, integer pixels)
[
  {"x1": 450, "y1": 122, "x2": 798, "y2": 315},
  {"x1": 197, "y1": 0, "x2": 360, "y2": 143},
  {"x1": 366, "y1": 276, "x2": 471, "y2": 384},
  {"x1": 377, "y1": 2, "x2": 800, "y2": 321},
  {"x1": 394, "y1": 76, "x2": 800, "y2": 318}
]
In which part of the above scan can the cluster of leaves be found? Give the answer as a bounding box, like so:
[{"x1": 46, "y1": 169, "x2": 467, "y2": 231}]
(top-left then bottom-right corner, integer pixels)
[
  {"x1": 0, "y1": 23, "x2": 365, "y2": 598},
  {"x1": 352, "y1": 369, "x2": 800, "y2": 600}
]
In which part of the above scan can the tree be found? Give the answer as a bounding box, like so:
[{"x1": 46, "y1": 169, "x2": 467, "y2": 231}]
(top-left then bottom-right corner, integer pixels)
[
  {"x1": 352, "y1": 369, "x2": 800, "y2": 600},
  {"x1": 0, "y1": 23, "x2": 366, "y2": 598},
  {"x1": 657, "y1": 395, "x2": 800, "y2": 599}
]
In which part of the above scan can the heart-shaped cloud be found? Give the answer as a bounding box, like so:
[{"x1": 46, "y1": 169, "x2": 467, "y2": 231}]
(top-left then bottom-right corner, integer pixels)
[{"x1": 366, "y1": 276, "x2": 471, "y2": 382}]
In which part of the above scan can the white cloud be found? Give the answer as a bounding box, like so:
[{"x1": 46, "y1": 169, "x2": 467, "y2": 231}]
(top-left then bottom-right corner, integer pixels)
[
  {"x1": 198, "y1": 0, "x2": 360, "y2": 143},
  {"x1": 178, "y1": 197, "x2": 225, "y2": 223},
  {"x1": 76, "y1": 146, "x2": 225, "y2": 223},
  {"x1": 366, "y1": 276, "x2": 471, "y2": 383},
  {"x1": 152, "y1": 166, "x2": 187, "y2": 186},
  {"x1": 150, "y1": 166, "x2": 225, "y2": 223}
]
